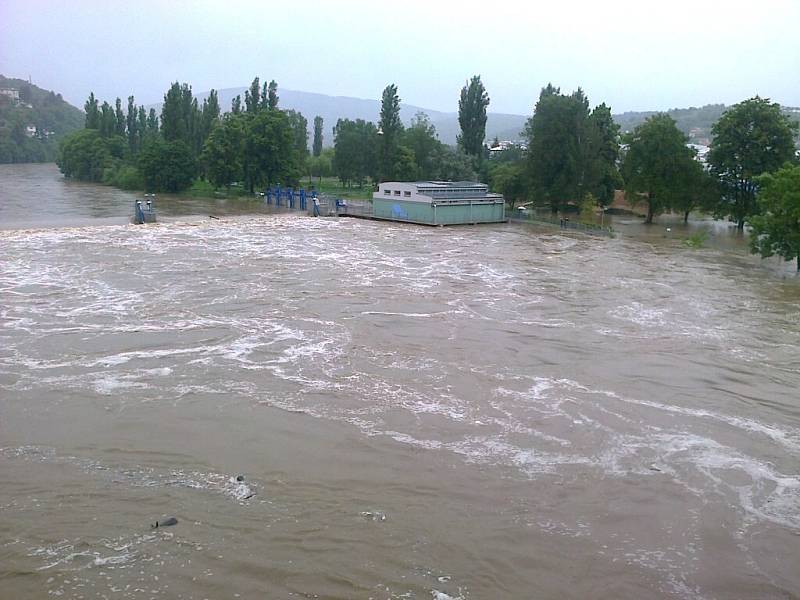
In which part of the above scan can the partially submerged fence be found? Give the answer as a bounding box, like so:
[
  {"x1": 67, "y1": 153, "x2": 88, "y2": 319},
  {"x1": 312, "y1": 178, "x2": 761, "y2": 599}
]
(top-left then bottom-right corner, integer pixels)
[{"x1": 509, "y1": 210, "x2": 615, "y2": 238}]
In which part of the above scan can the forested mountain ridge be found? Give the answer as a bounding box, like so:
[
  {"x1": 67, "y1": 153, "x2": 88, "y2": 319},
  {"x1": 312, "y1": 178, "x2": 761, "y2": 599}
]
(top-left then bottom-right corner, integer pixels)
[{"x1": 0, "y1": 75, "x2": 85, "y2": 163}]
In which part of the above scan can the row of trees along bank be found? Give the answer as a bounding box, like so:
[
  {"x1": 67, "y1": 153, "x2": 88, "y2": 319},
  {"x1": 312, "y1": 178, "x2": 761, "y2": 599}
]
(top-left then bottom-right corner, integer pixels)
[
  {"x1": 58, "y1": 77, "x2": 307, "y2": 193},
  {"x1": 318, "y1": 77, "x2": 490, "y2": 187},
  {"x1": 58, "y1": 77, "x2": 800, "y2": 268},
  {"x1": 58, "y1": 76, "x2": 494, "y2": 195},
  {"x1": 507, "y1": 88, "x2": 798, "y2": 268}
]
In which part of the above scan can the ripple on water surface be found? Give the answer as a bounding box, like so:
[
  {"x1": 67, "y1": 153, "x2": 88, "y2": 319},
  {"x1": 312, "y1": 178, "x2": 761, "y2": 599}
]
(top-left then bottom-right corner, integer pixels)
[{"x1": 1, "y1": 215, "x2": 800, "y2": 598}]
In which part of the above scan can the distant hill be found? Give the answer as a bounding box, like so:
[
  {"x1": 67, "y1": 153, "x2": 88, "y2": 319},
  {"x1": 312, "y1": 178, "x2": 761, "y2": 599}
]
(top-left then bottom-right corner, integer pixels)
[
  {"x1": 615, "y1": 104, "x2": 800, "y2": 145},
  {"x1": 0, "y1": 75, "x2": 85, "y2": 163}
]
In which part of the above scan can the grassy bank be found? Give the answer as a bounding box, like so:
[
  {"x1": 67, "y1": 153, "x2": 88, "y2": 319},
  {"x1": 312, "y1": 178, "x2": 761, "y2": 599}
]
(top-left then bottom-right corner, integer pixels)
[{"x1": 303, "y1": 176, "x2": 374, "y2": 201}]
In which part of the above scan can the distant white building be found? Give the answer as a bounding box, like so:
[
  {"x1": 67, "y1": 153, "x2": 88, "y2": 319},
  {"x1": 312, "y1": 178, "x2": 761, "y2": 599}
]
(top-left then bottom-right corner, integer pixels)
[
  {"x1": 0, "y1": 88, "x2": 20, "y2": 102},
  {"x1": 25, "y1": 125, "x2": 37, "y2": 137},
  {"x1": 688, "y1": 143, "x2": 710, "y2": 165},
  {"x1": 488, "y1": 140, "x2": 527, "y2": 157}
]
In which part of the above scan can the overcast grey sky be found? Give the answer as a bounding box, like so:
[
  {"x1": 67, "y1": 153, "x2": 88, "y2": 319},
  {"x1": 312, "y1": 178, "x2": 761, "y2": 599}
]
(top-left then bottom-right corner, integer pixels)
[{"x1": 1, "y1": 0, "x2": 798, "y2": 115}]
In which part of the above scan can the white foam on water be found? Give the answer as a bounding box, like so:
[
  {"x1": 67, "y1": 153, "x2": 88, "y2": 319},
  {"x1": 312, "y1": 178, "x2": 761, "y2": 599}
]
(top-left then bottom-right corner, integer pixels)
[{"x1": 431, "y1": 590, "x2": 464, "y2": 600}]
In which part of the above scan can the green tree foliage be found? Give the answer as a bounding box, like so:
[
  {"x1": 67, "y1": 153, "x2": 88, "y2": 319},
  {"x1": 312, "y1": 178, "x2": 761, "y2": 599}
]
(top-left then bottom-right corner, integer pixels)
[
  {"x1": 58, "y1": 78, "x2": 304, "y2": 195},
  {"x1": 748, "y1": 164, "x2": 800, "y2": 271},
  {"x1": 437, "y1": 146, "x2": 478, "y2": 181},
  {"x1": 114, "y1": 98, "x2": 126, "y2": 137},
  {"x1": 457, "y1": 75, "x2": 490, "y2": 158},
  {"x1": 621, "y1": 114, "x2": 698, "y2": 224},
  {"x1": 378, "y1": 84, "x2": 402, "y2": 181},
  {"x1": 231, "y1": 95, "x2": 242, "y2": 114},
  {"x1": 312, "y1": 115, "x2": 324, "y2": 157},
  {"x1": 202, "y1": 115, "x2": 245, "y2": 189},
  {"x1": 85, "y1": 92, "x2": 100, "y2": 129},
  {"x1": 137, "y1": 106, "x2": 147, "y2": 142},
  {"x1": 393, "y1": 146, "x2": 417, "y2": 181},
  {"x1": 126, "y1": 96, "x2": 138, "y2": 153},
  {"x1": 245, "y1": 77, "x2": 260, "y2": 113},
  {"x1": 307, "y1": 148, "x2": 333, "y2": 184},
  {"x1": 403, "y1": 112, "x2": 442, "y2": 180},
  {"x1": 525, "y1": 85, "x2": 622, "y2": 213},
  {"x1": 0, "y1": 76, "x2": 84, "y2": 163},
  {"x1": 146, "y1": 108, "x2": 159, "y2": 134},
  {"x1": 671, "y1": 158, "x2": 718, "y2": 223},
  {"x1": 525, "y1": 85, "x2": 583, "y2": 211},
  {"x1": 333, "y1": 118, "x2": 378, "y2": 186},
  {"x1": 99, "y1": 101, "x2": 115, "y2": 138},
  {"x1": 586, "y1": 103, "x2": 623, "y2": 207},
  {"x1": 285, "y1": 110, "x2": 309, "y2": 159},
  {"x1": 57, "y1": 129, "x2": 114, "y2": 181},
  {"x1": 708, "y1": 97, "x2": 799, "y2": 230},
  {"x1": 244, "y1": 109, "x2": 298, "y2": 190},
  {"x1": 57, "y1": 129, "x2": 125, "y2": 182},
  {"x1": 137, "y1": 138, "x2": 196, "y2": 192},
  {"x1": 267, "y1": 80, "x2": 279, "y2": 110},
  {"x1": 489, "y1": 162, "x2": 527, "y2": 209},
  {"x1": 201, "y1": 90, "x2": 220, "y2": 138},
  {"x1": 161, "y1": 82, "x2": 194, "y2": 143}
]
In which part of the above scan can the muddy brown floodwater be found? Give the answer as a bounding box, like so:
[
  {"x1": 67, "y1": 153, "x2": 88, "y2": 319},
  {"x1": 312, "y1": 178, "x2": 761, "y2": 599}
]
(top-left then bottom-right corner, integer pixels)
[{"x1": 1, "y1": 164, "x2": 799, "y2": 599}]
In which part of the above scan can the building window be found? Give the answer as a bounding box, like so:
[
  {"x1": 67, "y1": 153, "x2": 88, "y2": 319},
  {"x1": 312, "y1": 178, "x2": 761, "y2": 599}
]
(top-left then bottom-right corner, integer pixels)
[
  {"x1": 384, "y1": 189, "x2": 391, "y2": 195},
  {"x1": 394, "y1": 190, "x2": 401, "y2": 196},
  {"x1": 404, "y1": 191, "x2": 411, "y2": 197}
]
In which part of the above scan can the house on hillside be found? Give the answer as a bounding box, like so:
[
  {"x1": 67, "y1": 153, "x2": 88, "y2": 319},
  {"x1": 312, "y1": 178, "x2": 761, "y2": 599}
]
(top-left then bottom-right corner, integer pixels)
[{"x1": 0, "y1": 88, "x2": 20, "y2": 103}]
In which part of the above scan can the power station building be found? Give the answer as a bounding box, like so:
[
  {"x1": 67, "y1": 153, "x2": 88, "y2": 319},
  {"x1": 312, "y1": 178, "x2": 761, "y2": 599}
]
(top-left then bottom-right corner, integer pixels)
[{"x1": 371, "y1": 181, "x2": 505, "y2": 225}]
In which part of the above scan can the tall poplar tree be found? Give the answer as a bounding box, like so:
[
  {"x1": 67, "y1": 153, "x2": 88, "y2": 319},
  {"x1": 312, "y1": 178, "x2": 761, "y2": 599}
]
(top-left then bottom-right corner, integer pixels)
[
  {"x1": 114, "y1": 98, "x2": 126, "y2": 137},
  {"x1": 137, "y1": 105, "x2": 148, "y2": 143},
  {"x1": 312, "y1": 115, "x2": 324, "y2": 157},
  {"x1": 100, "y1": 101, "x2": 114, "y2": 137},
  {"x1": 146, "y1": 108, "x2": 159, "y2": 134},
  {"x1": 161, "y1": 82, "x2": 188, "y2": 142},
  {"x1": 245, "y1": 77, "x2": 260, "y2": 113},
  {"x1": 378, "y1": 83, "x2": 402, "y2": 181},
  {"x1": 267, "y1": 80, "x2": 279, "y2": 109},
  {"x1": 457, "y1": 75, "x2": 490, "y2": 158},
  {"x1": 84, "y1": 92, "x2": 100, "y2": 129},
  {"x1": 126, "y1": 96, "x2": 138, "y2": 153}
]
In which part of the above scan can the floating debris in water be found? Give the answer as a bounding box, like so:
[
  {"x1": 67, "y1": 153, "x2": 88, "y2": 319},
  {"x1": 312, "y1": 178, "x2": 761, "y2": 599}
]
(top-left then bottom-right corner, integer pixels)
[
  {"x1": 152, "y1": 517, "x2": 178, "y2": 528},
  {"x1": 360, "y1": 510, "x2": 387, "y2": 522},
  {"x1": 227, "y1": 476, "x2": 254, "y2": 500}
]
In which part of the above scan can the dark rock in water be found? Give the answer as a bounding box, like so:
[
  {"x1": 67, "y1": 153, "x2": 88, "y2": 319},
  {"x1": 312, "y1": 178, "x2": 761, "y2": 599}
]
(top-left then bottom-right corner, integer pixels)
[
  {"x1": 236, "y1": 475, "x2": 244, "y2": 482},
  {"x1": 152, "y1": 517, "x2": 178, "y2": 528}
]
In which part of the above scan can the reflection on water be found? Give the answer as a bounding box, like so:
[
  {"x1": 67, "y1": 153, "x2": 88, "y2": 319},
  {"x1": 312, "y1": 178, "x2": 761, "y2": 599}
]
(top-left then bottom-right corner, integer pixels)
[
  {"x1": 1, "y1": 164, "x2": 799, "y2": 599},
  {"x1": 0, "y1": 163, "x2": 290, "y2": 229}
]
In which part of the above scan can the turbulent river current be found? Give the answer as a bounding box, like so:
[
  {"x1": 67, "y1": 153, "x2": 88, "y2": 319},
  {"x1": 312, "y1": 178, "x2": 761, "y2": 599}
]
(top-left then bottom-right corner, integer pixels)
[{"x1": 1, "y1": 164, "x2": 799, "y2": 599}]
